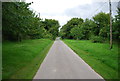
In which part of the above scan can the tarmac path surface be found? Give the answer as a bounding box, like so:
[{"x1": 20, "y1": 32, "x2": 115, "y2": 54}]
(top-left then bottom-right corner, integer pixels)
[{"x1": 33, "y1": 38, "x2": 104, "y2": 79}]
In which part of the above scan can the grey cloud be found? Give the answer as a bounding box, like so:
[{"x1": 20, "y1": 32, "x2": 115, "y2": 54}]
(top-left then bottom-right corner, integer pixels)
[
  {"x1": 64, "y1": 2, "x2": 118, "y2": 19},
  {"x1": 118, "y1": 1, "x2": 120, "y2": 8}
]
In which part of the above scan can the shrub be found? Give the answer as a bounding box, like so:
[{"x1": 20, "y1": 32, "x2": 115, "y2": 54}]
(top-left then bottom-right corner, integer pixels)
[{"x1": 90, "y1": 36, "x2": 105, "y2": 43}]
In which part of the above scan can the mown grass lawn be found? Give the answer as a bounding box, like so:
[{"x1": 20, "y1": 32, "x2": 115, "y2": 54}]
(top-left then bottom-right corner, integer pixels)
[
  {"x1": 2, "y1": 39, "x2": 53, "y2": 79},
  {"x1": 63, "y1": 39, "x2": 118, "y2": 79}
]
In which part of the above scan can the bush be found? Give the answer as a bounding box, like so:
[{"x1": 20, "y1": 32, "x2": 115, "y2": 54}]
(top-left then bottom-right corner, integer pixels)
[
  {"x1": 90, "y1": 36, "x2": 105, "y2": 43},
  {"x1": 43, "y1": 34, "x2": 52, "y2": 39}
]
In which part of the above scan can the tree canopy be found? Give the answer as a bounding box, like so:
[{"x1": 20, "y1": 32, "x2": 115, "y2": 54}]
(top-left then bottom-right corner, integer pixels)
[
  {"x1": 60, "y1": 18, "x2": 83, "y2": 39},
  {"x1": 2, "y1": 2, "x2": 120, "y2": 42},
  {"x1": 60, "y1": 10, "x2": 120, "y2": 42},
  {"x1": 2, "y1": 2, "x2": 60, "y2": 41}
]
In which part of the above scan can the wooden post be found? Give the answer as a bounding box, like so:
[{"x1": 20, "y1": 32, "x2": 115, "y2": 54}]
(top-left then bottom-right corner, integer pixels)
[{"x1": 109, "y1": 0, "x2": 112, "y2": 49}]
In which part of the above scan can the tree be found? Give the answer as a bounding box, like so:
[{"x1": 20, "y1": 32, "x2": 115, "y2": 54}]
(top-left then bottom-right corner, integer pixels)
[
  {"x1": 2, "y1": 2, "x2": 60, "y2": 41},
  {"x1": 112, "y1": 7, "x2": 120, "y2": 40},
  {"x1": 60, "y1": 18, "x2": 83, "y2": 39},
  {"x1": 93, "y1": 12, "x2": 110, "y2": 38},
  {"x1": 70, "y1": 27, "x2": 83, "y2": 40},
  {"x1": 2, "y1": 2, "x2": 34, "y2": 41},
  {"x1": 43, "y1": 19, "x2": 60, "y2": 40},
  {"x1": 79, "y1": 19, "x2": 93, "y2": 39}
]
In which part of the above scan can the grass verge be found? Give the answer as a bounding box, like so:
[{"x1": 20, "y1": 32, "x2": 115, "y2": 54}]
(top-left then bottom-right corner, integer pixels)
[
  {"x1": 2, "y1": 39, "x2": 53, "y2": 79},
  {"x1": 63, "y1": 39, "x2": 118, "y2": 80}
]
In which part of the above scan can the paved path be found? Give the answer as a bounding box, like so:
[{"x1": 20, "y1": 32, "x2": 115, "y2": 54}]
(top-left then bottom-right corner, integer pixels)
[{"x1": 33, "y1": 38, "x2": 104, "y2": 79}]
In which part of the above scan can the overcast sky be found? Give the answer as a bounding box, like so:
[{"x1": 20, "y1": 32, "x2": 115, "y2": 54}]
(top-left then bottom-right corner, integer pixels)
[{"x1": 25, "y1": 0, "x2": 119, "y2": 27}]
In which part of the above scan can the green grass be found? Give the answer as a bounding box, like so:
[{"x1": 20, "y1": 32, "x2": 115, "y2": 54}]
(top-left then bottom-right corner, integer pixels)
[
  {"x1": 2, "y1": 39, "x2": 53, "y2": 79},
  {"x1": 63, "y1": 39, "x2": 118, "y2": 79}
]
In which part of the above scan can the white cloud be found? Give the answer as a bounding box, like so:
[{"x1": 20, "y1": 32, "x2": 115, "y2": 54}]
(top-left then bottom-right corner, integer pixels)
[
  {"x1": 26, "y1": 0, "x2": 93, "y2": 14},
  {"x1": 25, "y1": 0, "x2": 118, "y2": 26}
]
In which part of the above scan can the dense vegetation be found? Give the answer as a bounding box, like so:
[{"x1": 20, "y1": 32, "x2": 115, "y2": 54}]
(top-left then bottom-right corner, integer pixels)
[
  {"x1": 60, "y1": 3, "x2": 119, "y2": 80},
  {"x1": 60, "y1": 8, "x2": 120, "y2": 43},
  {"x1": 2, "y1": 1, "x2": 119, "y2": 80},
  {"x1": 2, "y1": 2, "x2": 60, "y2": 41},
  {"x1": 64, "y1": 39, "x2": 118, "y2": 79},
  {"x1": 3, "y1": 39, "x2": 53, "y2": 79},
  {"x1": 2, "y1": 2, "x2": 58, "y2": 79}
]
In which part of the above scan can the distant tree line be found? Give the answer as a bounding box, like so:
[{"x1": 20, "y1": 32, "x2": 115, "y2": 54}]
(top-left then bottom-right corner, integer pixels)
[
  {"x1": 2, "y1": 2, "x2": 60, "y2": 41},
  {"x1": 60, "y1": 7, "x2": 120, "y2": 43}
]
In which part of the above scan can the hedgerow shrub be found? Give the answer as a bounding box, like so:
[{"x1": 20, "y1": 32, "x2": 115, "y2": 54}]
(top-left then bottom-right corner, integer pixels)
[{"x1": 90, "y1": 36, "x2": 105, "y2": 43}]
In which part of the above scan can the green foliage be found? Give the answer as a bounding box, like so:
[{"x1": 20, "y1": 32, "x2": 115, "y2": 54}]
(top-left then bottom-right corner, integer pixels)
[
  {"x1": 44, "y1": 19, "x2": 60, "y2": 40},
  {"x1": 92, "y1": 12, "x2": 110, "y2": 37},
  {"x1": 70, "y1": 27, "x2": 83, "y2": 40},
  {"x1": 60, "y1": 18, "x2": 83, "y2": 39},
  {"x1": 112, "y1": 8, "x2": 120, "y2": 40},
  {"x1": 90, "y1": 36, "x2": 105, "y2": 43},
  {"x1": 93, "y1": 12, "x2": 110, "y2": 27},
  {"x1": 60, "y1": 10, "x2": 120, "y2": 42},
  {"x1": 99, "y1": 26, "x2": 109, "y2": 38},
  {"x1": 79, "y1": 19, "x2": 94, "y2": 40},
  {"x1": 3, "y1": 2, "x2": 33, "y2": 41},
  {"x1": 2, "y1": 2, "x2": 59, "y2": 41}
]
